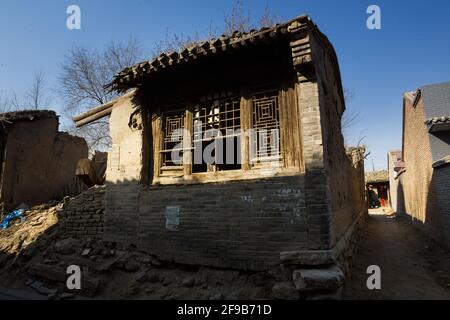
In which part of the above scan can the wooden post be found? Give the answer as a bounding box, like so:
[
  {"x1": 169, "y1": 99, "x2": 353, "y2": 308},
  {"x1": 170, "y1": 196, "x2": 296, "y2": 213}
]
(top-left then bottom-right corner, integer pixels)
[
  {"x1": 183, "y1": 106, "x2": 193, "y2": 178},
  {"x1": 240, "y1": 93, "x2": 251, "y2": 170}
]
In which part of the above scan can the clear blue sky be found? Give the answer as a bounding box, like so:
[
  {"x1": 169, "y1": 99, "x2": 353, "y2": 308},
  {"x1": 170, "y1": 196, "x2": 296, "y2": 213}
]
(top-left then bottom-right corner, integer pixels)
[{"x1": 1, "y1": 0, "x2": 450, "y2": 171}]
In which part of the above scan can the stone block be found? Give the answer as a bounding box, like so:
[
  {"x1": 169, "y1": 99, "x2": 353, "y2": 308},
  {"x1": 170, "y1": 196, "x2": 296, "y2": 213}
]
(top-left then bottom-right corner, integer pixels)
[{"x1": 292, "y1": 266, "x2": 344, "y2": 292}]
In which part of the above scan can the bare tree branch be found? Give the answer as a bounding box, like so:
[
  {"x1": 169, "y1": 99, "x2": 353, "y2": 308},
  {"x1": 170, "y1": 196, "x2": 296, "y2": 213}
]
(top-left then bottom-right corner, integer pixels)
[
  {"x1": 224, "y1": 0, "x2": 253, "y2": 34},
  {"x1": 58, "y1": 37, "x2": 144, "y2": 152},
  {"x1": 259, "y1": 2, "x2": 283, "y2": 28}
]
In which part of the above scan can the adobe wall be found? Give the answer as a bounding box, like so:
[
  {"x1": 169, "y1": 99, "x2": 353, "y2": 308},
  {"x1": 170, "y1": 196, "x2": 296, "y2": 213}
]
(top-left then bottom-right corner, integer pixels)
[{"x1": 1, "y1": 116, "x2": 88, "y2": 212}]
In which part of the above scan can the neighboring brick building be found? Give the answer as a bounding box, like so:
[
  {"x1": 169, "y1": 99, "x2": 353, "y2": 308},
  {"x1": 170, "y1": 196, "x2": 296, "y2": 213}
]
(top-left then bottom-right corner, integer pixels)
[
  {"x1": 74, "y1": 16, "x2": 366, "y2": 296},
  {"x1": 387, "y1": 151, "x2": 405, "y2": 213},
  {"x1": 0, "y1": 110, "x2": 88, "y2": 213},
  {"x1": 397, "y1": 82, "x2": 450, "y2": 247}
]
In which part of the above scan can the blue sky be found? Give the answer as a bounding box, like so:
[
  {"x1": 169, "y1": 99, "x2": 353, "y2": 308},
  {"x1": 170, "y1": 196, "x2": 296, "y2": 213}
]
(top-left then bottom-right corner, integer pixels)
[{"x1": 1, "y1": 0, "x2": 450, "y2": 170}]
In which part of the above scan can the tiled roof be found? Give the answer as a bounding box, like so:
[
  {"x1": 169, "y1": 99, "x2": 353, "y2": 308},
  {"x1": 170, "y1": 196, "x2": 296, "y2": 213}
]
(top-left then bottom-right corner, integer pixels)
[
  {"x1": 365, "y1": 170, "x2": 389, "y2": 184},
  {"x1": 106, "y1": 15, "x2": 314, "y2": 92},
  {"x1": 424, "y1": 115, "x2": 450, "y2": 125},
  {"x1": 421, "y1": 81, "x2": 450, "y2": 119}
]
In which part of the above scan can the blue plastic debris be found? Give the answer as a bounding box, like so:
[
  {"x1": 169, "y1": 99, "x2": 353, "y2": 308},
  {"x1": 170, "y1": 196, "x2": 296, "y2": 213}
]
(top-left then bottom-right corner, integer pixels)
[{"x1": 0, "y1": 209, "x2": 25, "y2": 229}]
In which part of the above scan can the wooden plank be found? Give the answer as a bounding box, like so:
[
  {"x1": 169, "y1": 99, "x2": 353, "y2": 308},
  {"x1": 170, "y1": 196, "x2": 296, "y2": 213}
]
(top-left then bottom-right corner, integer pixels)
[
  {"x1": 240, "y1": 93, "x2": 251, "y2": 170},
  {"x1": 183, "y1": 106, "x2": 193, "y2": 177},
  {"x1": 152, "y1": 114, "x2": 162, "y2": 181}
]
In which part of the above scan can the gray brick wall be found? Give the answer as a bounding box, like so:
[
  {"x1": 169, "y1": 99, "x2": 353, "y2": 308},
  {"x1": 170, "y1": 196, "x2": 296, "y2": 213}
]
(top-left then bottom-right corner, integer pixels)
[
  {"x1": 104, "y1": 176, "x2": 306, "y2": 271},
  {"x1": 432, "y1": 164, "x2": 450, "y2": 247},
  {"x1": 61, "y1": 186, "x2": 105, "y2": 239}
]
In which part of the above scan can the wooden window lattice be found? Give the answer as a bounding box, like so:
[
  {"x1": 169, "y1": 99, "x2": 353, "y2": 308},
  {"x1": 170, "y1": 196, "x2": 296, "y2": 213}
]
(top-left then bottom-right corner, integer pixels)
[
  {"x1": 161, "y1": 112, "x2": 184, "y2": 168},
  {"x1": 192, "y1": 92, "x2": 241, "y2": 171},
  {"x1": 251, "y1": 92, "x2": 281, "y2": 161}
]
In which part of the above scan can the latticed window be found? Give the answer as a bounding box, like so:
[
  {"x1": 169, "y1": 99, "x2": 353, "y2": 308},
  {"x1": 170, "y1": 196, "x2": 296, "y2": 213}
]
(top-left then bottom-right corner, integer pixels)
[
  {"x1": 155, "y1": 87, "x2": 294, "y2": 182},
  {"x1": 192, "y1": 92, "x2": 241, "y2": 172},
  {"x1": 161, "y1": 111, "x2": 184, "y2": 171},
  {"x1": 251, "y1": 92, "x2": 281, "y2": 164}
]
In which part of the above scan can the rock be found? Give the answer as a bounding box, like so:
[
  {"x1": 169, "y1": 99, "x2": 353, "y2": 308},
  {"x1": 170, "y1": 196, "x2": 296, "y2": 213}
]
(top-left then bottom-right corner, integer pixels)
[
  {"x1": 28, "y1": 263, "x2": 101, "y2": 292},
  {"x1": 124, "y1": 260, "x2": 140, "y2": 272},
  {"x1": 147, "y1": 274, "x2": 160, "y2": 283},
  {"x1": 181, "y1": 276, "x2": 196, "y2": 287},
  {"x1": 16, "y1": 203, "x2": 30, "y2": 211},
  {"x1": 272, "y1": 282, "x2": 299, "y2": 300},
  {"x1": 54, "y1": 238, "x2": 79, "y2": 255},
  {"x1": 29, "y1": 281, "x2": 58, "y2": 295},
  {"x1": 47, "y1": 293, "x2": 59, "y2": 300},
  {"x1": 209, "y1": 293, "x2": 223, "y2": 300},
  {"x1": 59, "y1": 293, "x2": 75, "y2": 300},
  {"x1": 280, "y1": 250, "x2": 335, "y2": 266},
  {"x1": 292, "y1": 266, "x2": 344, "y2": 292},
  {"x1": 44, "y1": 258, "x2": 56, "y2": 265},
  {"x1": 81, "y1": 248, "x2": 91, "y2": 257},
  {"x1": 102, "y1": 249, "x2": 115, "y2": 258},
  {"x1": 306, "y1": 288, "x2": 343, "y2": 300}
]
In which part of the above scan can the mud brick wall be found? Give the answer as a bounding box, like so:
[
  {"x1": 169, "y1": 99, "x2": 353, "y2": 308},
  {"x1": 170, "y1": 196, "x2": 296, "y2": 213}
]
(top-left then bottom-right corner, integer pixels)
[
  {"x1": 62, "y1": 186, "x2": 105, "y2": 239},
  {"x1": 104, "y1": 176, "x2": 307, "y2": 271}
]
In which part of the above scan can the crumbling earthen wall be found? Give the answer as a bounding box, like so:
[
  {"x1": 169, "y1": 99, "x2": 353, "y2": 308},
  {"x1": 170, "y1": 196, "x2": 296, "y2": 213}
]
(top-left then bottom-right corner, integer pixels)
[
  {"x1": 1, "y1": 115, "x2": 88, "y2": 212},
  {"x1": 62, "y1": 186, "x2": 105, "y2": 239}
]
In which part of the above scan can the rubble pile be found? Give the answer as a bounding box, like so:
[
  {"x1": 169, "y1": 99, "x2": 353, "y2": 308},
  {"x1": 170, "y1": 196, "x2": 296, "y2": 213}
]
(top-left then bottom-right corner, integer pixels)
[{"x1": 0, "y1": 190, "x2": 277, "y2": 300}]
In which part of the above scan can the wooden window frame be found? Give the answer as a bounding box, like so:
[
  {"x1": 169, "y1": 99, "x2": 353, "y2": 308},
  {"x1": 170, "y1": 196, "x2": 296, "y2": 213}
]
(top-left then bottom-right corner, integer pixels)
[{"x1": 152, "y1": 85, "x2": 303, "y2": 185}]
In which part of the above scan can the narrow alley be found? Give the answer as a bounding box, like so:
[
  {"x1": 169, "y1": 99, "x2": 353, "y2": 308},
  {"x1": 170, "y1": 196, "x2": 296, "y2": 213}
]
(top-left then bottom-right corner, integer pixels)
[{"x1": 344, "y1": 209, "x2": 450, "y2": 299}]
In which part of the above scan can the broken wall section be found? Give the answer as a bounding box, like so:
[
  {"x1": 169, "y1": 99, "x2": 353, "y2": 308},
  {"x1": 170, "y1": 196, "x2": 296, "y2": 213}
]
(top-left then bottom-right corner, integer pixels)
[
  {"x1": 0, "y1": 112, "x2": 88, "y2": 212},
  {"x1": 61, "y1": 186, "x2": 105, "y2": 240}
]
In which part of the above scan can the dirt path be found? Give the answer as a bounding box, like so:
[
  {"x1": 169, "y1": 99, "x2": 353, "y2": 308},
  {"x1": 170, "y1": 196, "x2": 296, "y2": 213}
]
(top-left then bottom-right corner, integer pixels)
[{"x1": 343, "y1": 209, "x2": 450, "y2": 300}]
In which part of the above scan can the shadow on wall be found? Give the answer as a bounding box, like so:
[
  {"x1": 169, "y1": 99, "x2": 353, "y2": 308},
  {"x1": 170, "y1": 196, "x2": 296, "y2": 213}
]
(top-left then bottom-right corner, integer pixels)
[
  {"x1": 396, "y1": 166, "x2": 450, "y2": 249},
  {"x1": 0, "y1": 181, "x2": 283, "y2": 299},
  {"x1": 426, "y1": 165, "x2": 450, "y2": 247}
]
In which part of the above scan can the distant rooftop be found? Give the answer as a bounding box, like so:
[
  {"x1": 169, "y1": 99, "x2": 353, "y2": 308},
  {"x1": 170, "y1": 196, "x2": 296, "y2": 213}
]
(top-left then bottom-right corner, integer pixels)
[{"x1": 365, "y1": 170, "x2": 389, "y2": 184}]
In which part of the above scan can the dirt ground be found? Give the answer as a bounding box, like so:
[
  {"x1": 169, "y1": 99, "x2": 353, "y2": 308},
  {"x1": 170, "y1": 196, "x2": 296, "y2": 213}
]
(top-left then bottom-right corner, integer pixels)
[{"x1": 343, "y1": 208, "x2": 450, "y2": 300}]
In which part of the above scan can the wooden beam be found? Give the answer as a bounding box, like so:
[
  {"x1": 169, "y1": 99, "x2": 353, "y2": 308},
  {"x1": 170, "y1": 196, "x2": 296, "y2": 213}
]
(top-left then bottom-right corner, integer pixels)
[{"x1": 73, "y1": 90, "x2": 136, "y2": 127}]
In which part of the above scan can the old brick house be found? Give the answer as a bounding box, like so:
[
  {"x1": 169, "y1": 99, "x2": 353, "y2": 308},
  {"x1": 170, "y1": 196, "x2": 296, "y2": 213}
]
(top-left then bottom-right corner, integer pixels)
[
  {"x1": 0, "y1": 110, "x2": 88, "y2": 213},
  {"x1": 387, "y1": 151, "x2": 405, "y2": 213},
  {"x1": 74, "y1": 16, "x2": 366, "y2": 295},
  {"x1": 397, "y1": 82, "x2": 450, "y2": 247}
]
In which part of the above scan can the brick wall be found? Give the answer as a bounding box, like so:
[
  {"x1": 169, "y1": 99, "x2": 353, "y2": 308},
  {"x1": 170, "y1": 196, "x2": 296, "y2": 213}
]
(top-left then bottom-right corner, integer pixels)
[
  {"x1": 101, "y1": 20, "x2": 365, "y2": 276},
  {"x1": 135, "y1": 176, "x2": 306, "y2": 271},
  {"x1": 431, "y1": 164, "x2": 450, "y2": 247},
  {"x1": 399, "y1": 96, "x2": 443, "y2": 243},
  {"x1": 306, "y1": 29, "x2": 367, "y2": 255},
  {"x1": 61, "y1": 186, "x2": 105, "y2": 239}
]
